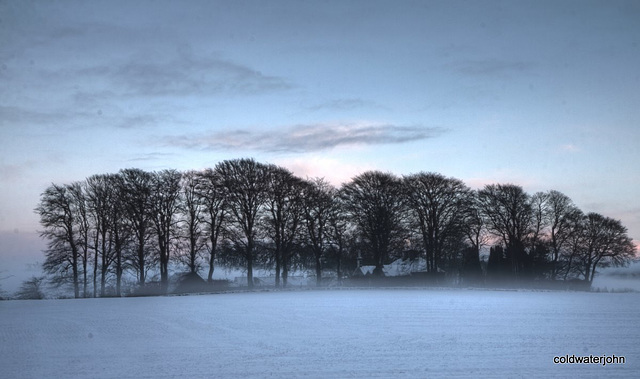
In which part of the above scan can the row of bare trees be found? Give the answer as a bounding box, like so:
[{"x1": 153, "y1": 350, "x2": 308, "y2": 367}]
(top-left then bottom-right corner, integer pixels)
[{"x1": 35, "y1": 158, "x2": 636, "y2": 297}]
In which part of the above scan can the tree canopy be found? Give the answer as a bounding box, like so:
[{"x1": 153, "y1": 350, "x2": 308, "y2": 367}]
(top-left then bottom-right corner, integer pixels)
[{"x1": 34, "y1": 159, "x2": 637, "y2": 297}]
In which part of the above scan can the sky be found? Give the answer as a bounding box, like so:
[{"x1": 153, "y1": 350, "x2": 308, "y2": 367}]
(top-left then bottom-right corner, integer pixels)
[{"x1": 1, "y1": 0, "x2": 639, "y2": 292}]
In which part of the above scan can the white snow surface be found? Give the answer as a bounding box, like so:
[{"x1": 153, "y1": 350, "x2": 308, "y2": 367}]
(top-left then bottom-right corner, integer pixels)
[{"x1": 1, "y1": 289, "x2": 639, "y2": 378}]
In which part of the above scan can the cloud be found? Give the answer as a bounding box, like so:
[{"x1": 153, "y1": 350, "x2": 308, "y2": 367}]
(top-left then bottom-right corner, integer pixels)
[
  {"x1": 0, "y1": 161, "x2": 37, "y2": 182},
  {"x1": 275, "y1": 156, "x2": 373, "y2": 186},
  {"x1": 561, "y1": 143, "x2": 580, "y2": 152},
  {"x1": 76, "y1": 52, "x2": 292, "y2": 98},
  {"x1": 0, "y1": 104, "x2": 171, "y2": 131},
  {"x1": 164, "y1": 122, "x2": 447, "y2": 153},
  {"x1": 305, "y1": 98, "x2": 389, "y2": 112},
  {"x1": 0, "y1": 105, "x2": 110, "y2": 132},
  {"x1": 0, "y1": 106, "x2": 72, "y2": 127},
  {"x1": 115, "y1": 114, "x2": 172, "y2": 130},
  {"x1": 464, "y1": 169, "x2": 539, "y2": 191},
  {"x1": 127, "y1": 152, "x2": 177, "y2": 162},
  {"x1": 449, "y1": 59, "x2": 535, "y2": 77}
]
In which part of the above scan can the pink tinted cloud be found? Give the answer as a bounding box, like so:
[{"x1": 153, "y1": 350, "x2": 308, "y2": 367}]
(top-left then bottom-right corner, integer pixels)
[
  {"x1": 276, "y1": 156, "x2": 373, "y2": 186},
  {"x1": 464, "y1": 172, "x2": 538, "y2": 191},
  {"x1": 561, "y1": 144, "x2": 580, "y2": 152}
]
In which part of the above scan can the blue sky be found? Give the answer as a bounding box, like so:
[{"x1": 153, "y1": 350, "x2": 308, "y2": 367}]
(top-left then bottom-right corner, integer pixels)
[{"x1": 1, "y1": 0, "x2": 639, "y2": 290}]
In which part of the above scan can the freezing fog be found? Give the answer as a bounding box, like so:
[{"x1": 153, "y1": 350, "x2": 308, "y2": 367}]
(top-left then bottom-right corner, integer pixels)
[{"x1": 1, "y1": 289, "x2": 639, "y2": 378}]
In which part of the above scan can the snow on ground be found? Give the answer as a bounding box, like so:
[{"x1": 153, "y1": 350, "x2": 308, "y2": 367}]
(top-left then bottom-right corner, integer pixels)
[{"x1": 1, "y1": 289, "x2": 639, "y2": 378}]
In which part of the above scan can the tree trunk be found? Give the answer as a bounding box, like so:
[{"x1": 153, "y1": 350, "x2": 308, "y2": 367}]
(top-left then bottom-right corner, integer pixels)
[
  {"x1": 208, "y1": 252, "x2": 214, "y2": 282},
  {"x1": 72, "y1": 244, "x2": 80, "y2": 299},
  {"x1": 100, "y1": 232, "x2": 106, "y2": 296},
  {"x1": 159, "y1": 233, "x2": 169, "y2": 291},
  {"x1": 550, "y1": 249, "x2": 559, "y2": 281},
  {"x1": 207, "y1": 236, "x2": 217, "y2": 282},
  {"x1": 101, "y1": 265, "x2": 107, "y2": 296},
  {"x1": 315, "y1": 254, "x2": 322, "y2": 287},
  {"x1": 93, "y1": 246, "x2": 98, "y2": 298},
  {"x1": 275, "y1": 256, "x2": 281, "y2": 288},
  {"x1": 247, "y1": 242, "x2": 254, "y2": 288},
  {"x1": 116, "y1": 251, "x2": 122, "y2": 296},
  {"x1": 83, "y1": 251, "x2": 89, "y2": 298},
  {"x1": 160, "y1": 252, "x2": 169, "y2": 292},
  {"x1": 280, "y1": 250, "x2": 289, "y2": 288},
  {"x1": 138, "y1": 242, "x2": 146, "y2": 285},
  {"x1": 587, "y1": 256, "x2": 600, "y2": 285},
  {"x1": 190, "y1": 241, "x2": 197, "y2": 274},
  {"x1": 282, "y1": 260, "x2": 289, "y2": 288},
  {"x1": 336, "y1": 249, "x2": 342, "y2": 286}
]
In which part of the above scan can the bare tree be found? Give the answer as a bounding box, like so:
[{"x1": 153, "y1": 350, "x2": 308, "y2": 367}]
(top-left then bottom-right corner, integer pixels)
[
  {"x1": 576, "y1": 213, "x2": 636, "y2": 284},
  {"x1": 216, "y1": 159, "x2": 269, "y2": 288},
  {"x1": 15, "y1": 276, "x2": 46, "y2": 300},
  {"x1": 36, "y1": 184, "x2": 83, "y2": 298},
  {"x1": 109, "y1": 174, "x2": 130, "y2": 296},
  {"x1": 263, "y1": 165, "x2": 306, "y2": 287},
  {"x1": 326, "y1": 191, "x2": 351, "y2": 285},
  {"x1": 561, "y1": 212, "x2": 587, "y2": 281},
  {"x1": 86, "y1": 174, "x2": 121, "y2": 296},
  {"x1": 301, "y1": 178, "x2": 335, "y2": 287},
  {"x1": 0, "y1": 271, "x2": 8, "y2": 299},
  {"x1": 460, "y1": 191, "x2": 489, "y2": 253},
  {"x1": 150, "y1": 169, "x2": 182, "y2": 291},
  {"x1": 197, "y1": 168, "x2": 228, "y2": 282},
  {"x1": 542, "y1": 190, "x2": 583, "y2": 280},
  {"x1": 340, "y1": 171, "x2": 407, "y2": 275},
  {"x1": 176, "y1": 171, "x2": 208, "y2": 275},
  {"x1": 456, "y1": 191, "x2": 489, "y2": 284},
  {"x1": 404, "y1": 172, "x2": 471, "y2": 274},
  {"x1": 64, "y1": 182, "x2": 92, "y2": 297},
  {"x1": 529, "y1": 191, "x2": 549, "y2": 252},
  {"x1": 118, "y1": 168, "x2": 154, "y2": 286},
  {"x1": 477, "y1": 184, "x2": 534, "y2": 278},
  {"x1": 33, "y1": 159, "x2": 637, "y2": 295}
]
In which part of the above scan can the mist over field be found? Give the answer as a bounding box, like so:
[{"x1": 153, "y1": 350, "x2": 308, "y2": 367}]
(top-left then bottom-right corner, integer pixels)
[
  {"x1": 592, "y1": 261, "x2": 640, "y2": 292},
  {"x1": 1, "y1": 289, "x2": 638, "y2": 378},
  {"x1": 0, "y1": 231, "x2": 44, "y2": 293}
]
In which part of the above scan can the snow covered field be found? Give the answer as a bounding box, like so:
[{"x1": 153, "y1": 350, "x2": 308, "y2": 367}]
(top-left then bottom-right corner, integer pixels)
[{"x1": 1, "y1": 289, "x2": 639, "y2": 378}]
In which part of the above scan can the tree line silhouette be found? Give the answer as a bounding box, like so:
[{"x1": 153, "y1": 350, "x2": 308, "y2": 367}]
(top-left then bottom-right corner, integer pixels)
[{"x1": 34, "y1": 158, "x2": 636, "y2": 298}]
